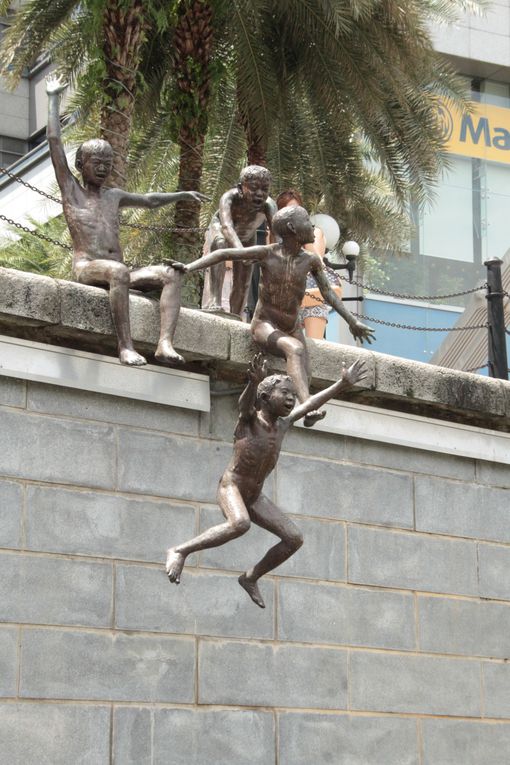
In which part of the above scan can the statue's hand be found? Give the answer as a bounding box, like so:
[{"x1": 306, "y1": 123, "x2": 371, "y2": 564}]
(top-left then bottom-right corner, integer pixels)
[
  {"x1": 247, "y1": 353, "x2": 268, "y2": 384},
  {"x1": 167, "y1": 261, "x2": 188, "y2": 273},
  {"x1": 349, "y1": 319, "x2": 375, "y2": 344},
  {"x1": 185, "y1": 191, "x2": 210, "y2": 204},
  {"x1": 46, "y1": 75, "x2": 68, "y2": 96},
  {"x1": 341, "y1": 359, "x2": 368, "y2": 387}
]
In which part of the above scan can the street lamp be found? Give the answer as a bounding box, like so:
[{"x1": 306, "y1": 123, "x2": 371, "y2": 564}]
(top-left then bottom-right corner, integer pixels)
[
  {"x1": 310, "y1": 213, "x2": 340, "y2": 251},
  {"x1": 324, "y1": 238, "x2": 360, "y2": 283}
]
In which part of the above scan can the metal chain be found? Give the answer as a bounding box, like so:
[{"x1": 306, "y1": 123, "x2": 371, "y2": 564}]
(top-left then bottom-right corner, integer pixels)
[
  {"x1": 0, "y1": 168, "x2": 502, "y2": 315},
  {"x1": 0, "y1": 166, "x2": 207, "y2": 234},
  {"x1": 0, "y1": 214, "x2": 72, "y2": 251},
  {"x1": 304, "y1": 290, "x2": 326, "y2": 304},
  {"x1": 304, "y1": 291, "x2": 487, "y2": 330},
  {"x1": 0, "y1": 212, "x2": 496, "y2": 332},
  {"x1": 0, "y1": 165, "x2": 61, "y2": 204},
  {"x1": 335, "y1": 272, "x2": 485, "y2": 301},
  {"x1": 352, "y1": 311, "x2": 488, "y2": 332}
]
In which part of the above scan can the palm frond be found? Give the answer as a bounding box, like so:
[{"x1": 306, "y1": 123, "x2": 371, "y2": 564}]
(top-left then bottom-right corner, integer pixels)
[
  {"x1": 200, "y1": 74, "x2": 247, "y2": 213},
  {"x1": 0, "y1": 214, "x2": 73, "y2": 278},
  {"x1": 226, "y1": 0, "x2": 280, "y2": 152},
  {"x1": 0, "y1": 0, "x2": 79, "y2": 84}
]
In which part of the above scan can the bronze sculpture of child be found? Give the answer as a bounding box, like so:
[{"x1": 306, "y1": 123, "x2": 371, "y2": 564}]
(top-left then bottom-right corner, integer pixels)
[
  {"x1": 186, "y1": 204, "x2": 374, "y2": 425},
  {"x1": 166, "y1": 353, "x2": 366, "y2": 607},
  {"x1": 46, "y1": 76, "x2": 207, "y2": 367},
  {"x1": 201, "y1": 165, "x2": 276, "y2": 316}
]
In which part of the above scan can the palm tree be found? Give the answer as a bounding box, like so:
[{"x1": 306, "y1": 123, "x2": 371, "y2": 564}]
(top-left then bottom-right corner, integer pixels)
[
  {"x1": 0, "y1": 0, "x2": 171, "y2": 185},
  {"x1": 129, "y1": 0, "x2": 487, "y2": 256},
  {"x1": 0, "y1": 0, "x2": 487, "y2": 272},
  {"x1": 231, "y1": 1, "x2": 489, "y2": 206},
  {"x1": 167, "y1": 0, "x2": 215, "y2": 250}
]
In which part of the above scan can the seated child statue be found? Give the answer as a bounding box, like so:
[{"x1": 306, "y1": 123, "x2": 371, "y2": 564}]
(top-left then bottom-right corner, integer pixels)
[
  {"x1": 201, "y1": 164, "x2": 276, "y2": 316},
  {"x1": 166, "y1": 353, "x2": 367, "y2": 607},
  {"x1": 46, "y1": 76, "x2": 208, "y2": 366},
  {"x1": 186, "y1": 204, "x2": 374, "y2": 426}
]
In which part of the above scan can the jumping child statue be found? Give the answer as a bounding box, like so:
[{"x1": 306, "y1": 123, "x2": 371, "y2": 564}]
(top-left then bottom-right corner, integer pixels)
[
  {"x1": 46, "y1": 76, "x2": 208, "y2": 366},
  {"x1": 166, "y1": 353, "x2": 366, "y2": 607},
  {"x1": 187, "y1": 204, "x2": 374, "y2": 426}
]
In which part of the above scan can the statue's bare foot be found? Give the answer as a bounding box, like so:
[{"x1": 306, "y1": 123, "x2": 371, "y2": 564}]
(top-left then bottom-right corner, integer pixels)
[
  {"x1": 303, "y1": 409, "x2": 326, "y2": 428},
  {"x1": 238, "y1": 573, "x2": 265, "y2": 608},
  {"x1": 119, "y1": 348, "x2": 147, "y2": 366},
  {"x1": 155, "y1": 339, "x2": 185, "y2": 365},
  {"x1": 203, "y1": 304, "x2": 223, "y2": 313},
  {"x1": 166, "y1": 548, "x2": 185, "y2": 584}
]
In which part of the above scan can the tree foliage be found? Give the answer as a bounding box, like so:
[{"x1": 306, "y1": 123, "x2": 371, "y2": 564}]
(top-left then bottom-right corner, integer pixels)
[{"x1": 0, "y1": 0, "x2": 488, "y2": 274}]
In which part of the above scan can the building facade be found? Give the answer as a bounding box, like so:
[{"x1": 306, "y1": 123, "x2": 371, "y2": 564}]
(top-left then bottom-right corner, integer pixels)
[{"x1": 327, "y1": 2, "x2": 510, "y2": 366}]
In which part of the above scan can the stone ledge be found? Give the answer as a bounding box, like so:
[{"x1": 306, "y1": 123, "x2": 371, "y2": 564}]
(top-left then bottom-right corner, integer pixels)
[{"x1": 0, "y1": 266, "x2": 508, "y2": 430}]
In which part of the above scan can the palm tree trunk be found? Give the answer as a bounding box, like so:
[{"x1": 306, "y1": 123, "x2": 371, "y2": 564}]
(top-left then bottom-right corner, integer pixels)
[
  {"x1": 101, "y1": 0, "x2": 147, "y2": 187},
  {"x1": 175, "y1": 127, "x2": 206, "y2": 255},
  {"x1": 246, "y1": 138, "x2": 267, "y2": 166},
  {"x1": 172, "y1": 0, "x2": 213, "y2": 263}
]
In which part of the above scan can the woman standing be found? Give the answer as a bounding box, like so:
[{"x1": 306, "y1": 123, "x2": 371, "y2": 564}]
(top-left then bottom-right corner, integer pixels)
[{"x1": 276, "y1": 190, "x2": 341, "y2": 339}]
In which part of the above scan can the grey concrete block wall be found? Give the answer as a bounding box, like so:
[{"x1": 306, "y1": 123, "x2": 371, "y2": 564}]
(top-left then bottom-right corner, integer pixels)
[{"x1": 1, "y1": 375, "x2": 510, "y2": 763}]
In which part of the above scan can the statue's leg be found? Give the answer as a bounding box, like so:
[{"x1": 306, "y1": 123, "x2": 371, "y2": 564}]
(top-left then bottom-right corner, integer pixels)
[
  {"x1": 252, "y1": 319, "x2": 310, "y2": 403},
  {"x1": 129, "y1": 265, "x2": 184, "y2": 364},
  {"x1": 238, "y1": 493, "x2": 303, "y2": 608},
  {"x1": 166, "y1": 482, "x2": 250, "y2": 584},
  {"x1": 202, "y1": 232, "x2": 227, "y2": 311},
  {"x1": 230, "y1": 260, "x2": 253, "y2": 317},
  {"x1": 290, "y1": 327, "x2": 325, "y2": 427},
  {"x1": 75, "y1": 259, "x2": 146, "y2": 366}
]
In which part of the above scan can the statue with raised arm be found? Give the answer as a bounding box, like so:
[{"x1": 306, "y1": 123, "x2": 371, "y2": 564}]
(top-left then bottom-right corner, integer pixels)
[
  {"x1": 166, "y1": 353, "x2": 367, "y2": 607},
  {"x1": 46, "y1": 76, "x2": 208, "y2": 366},
  {"x1": 202, "y1": 165, "x2": 276, "y2": 316},
  {"x1": 186, "y1": 204, "x2": 375, "y2": 426}
]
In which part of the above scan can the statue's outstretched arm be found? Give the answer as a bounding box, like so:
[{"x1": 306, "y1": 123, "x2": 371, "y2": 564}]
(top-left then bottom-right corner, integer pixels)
[
  {"x1": 287, "y1": 359, "x2": 368, "y2": 424},
  {"x1": 118, "y1": 190, "x2": 209, "y2": 209},
  {"x1": 186, "y1": 243, "x2": 273, "y2": 273},
  {"x1": 314, "y1": 263, "x2": 375, "y2": 344}
]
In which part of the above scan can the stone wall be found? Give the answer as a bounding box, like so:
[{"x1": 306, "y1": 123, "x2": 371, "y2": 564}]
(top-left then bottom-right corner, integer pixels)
[
  {"x1": 1, "y1": 373, "x2": 510, "y2": 764},
  {"x1": 0, "y1": 267, "x2": 510, "y2": 764}
]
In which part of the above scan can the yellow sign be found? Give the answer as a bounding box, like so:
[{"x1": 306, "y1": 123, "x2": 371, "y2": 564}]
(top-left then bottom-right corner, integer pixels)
[{"x1": 437, "y1": 99, "x2": 510, "y2": 164}]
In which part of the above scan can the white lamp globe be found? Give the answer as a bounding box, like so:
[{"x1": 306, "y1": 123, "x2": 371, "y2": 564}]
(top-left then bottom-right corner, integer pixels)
[
  {"x1": 342, "y1": 240, "x2": 360, "y2": 257},
  {"x1": 309, "y1": 213, "x2": 340, "y2": 251}
]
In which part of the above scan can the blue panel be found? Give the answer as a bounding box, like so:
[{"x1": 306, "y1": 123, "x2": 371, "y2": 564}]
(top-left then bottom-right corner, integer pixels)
[
  {"x1": 325, "y1": 300, "x2": 463, "y2": 363},
  {"x1": 324, "y1": 299, "x2": 509, "y2": 379}
]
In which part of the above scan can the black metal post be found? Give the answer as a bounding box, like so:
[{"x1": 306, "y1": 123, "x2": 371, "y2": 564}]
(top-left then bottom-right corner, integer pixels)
[{"x1": 485, "y1": 258, "x2": 508, "y2": 380}]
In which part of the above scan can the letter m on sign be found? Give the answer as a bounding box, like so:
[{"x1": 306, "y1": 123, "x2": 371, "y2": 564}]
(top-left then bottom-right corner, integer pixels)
[{"x1": 460, "y1": 115, "x2": 491, "y2": 146}]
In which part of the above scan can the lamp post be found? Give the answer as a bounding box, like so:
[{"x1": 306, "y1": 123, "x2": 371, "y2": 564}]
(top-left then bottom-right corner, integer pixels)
[
  {"x1": 309, "y1": 213, "x2": 362, "y2": 300},
  {"x1": 324, "y1": 239, "x2": 360, "y2": 284}
]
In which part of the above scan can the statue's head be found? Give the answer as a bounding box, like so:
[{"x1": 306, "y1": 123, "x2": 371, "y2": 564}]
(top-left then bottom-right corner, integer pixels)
[
  {"x1": 271, "y1": 205, "x2": 315, "y2": 245},
  {"x1": 238, "y1": 165, "x2": 271, "y2": 210},
  {"x1": 257, "y1": 374, "x2": 296, "y2": 417},
  {"x1": 75, "y1": 139, "x2": 114, "y2": 186}
]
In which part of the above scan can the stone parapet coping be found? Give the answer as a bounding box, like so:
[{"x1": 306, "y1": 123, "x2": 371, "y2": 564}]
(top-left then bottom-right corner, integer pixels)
[{"x1": 0, "y1": 266, "x2": 508, "y2": 430}]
